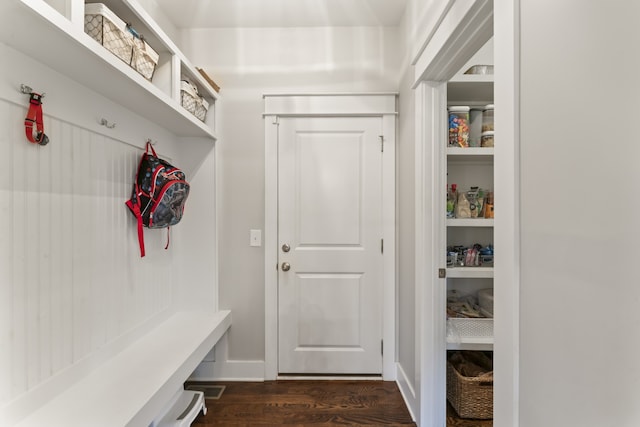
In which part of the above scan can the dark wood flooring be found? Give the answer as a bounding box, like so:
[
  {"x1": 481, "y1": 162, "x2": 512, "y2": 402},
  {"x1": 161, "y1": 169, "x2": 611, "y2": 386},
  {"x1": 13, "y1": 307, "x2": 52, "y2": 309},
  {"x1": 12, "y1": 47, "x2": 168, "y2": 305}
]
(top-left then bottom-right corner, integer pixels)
[{"x1": 187, "y1": 380, "x2": 492, "y2": 426}]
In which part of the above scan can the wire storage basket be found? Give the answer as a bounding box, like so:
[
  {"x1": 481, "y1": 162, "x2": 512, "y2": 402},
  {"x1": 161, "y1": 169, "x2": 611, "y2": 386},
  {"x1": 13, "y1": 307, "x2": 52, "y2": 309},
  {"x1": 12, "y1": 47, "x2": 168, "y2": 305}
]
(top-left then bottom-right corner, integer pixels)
[
  {"x1": 84, "y1": 3, "x2": 133, "y2": 65},
  {"x1": 180, "y1": 80, "x2": 209, "y2": 122},
  {"x1": 85, "y1": 3, "x2": 158, "y2": 81}
]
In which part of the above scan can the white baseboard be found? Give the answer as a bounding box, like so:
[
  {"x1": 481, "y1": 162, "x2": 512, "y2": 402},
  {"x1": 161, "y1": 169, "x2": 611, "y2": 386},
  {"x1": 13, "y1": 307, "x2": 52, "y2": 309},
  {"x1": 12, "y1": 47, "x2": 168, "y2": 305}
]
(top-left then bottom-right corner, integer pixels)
[
  {"x1": 396, "y1": 362, "x2": 419, "y2": 424},
  {"x1": 188, "y1": 334, "x2": 265, "y2": 382}
]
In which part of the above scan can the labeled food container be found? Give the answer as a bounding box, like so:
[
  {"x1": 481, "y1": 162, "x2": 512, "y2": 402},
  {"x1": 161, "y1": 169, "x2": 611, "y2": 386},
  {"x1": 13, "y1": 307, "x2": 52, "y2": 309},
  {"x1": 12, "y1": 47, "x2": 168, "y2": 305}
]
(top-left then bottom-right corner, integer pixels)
[
  {"x1": 481, "y1": 131, "x2": 494, "y2": 147},
  {"x1": 469, "y1": 108, "x2": 483, "y2": 147},
  {"x1": 482, "y1": 104, "x2": 494, "y2": 132},
  {"x1": 449, "y1": 106, "x2": 470, "y2": 147}
]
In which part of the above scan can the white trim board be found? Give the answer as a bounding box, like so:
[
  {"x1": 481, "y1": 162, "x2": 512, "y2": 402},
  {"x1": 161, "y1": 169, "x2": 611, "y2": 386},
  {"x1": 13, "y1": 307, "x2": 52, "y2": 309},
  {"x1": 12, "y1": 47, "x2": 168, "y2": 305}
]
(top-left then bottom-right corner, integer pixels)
[
  {"x1": 263, "y1": 94, "x2": 397, "y2": 381},
  {"x1": 411, "y1": 0, "x2": 499, "y2": 425}
]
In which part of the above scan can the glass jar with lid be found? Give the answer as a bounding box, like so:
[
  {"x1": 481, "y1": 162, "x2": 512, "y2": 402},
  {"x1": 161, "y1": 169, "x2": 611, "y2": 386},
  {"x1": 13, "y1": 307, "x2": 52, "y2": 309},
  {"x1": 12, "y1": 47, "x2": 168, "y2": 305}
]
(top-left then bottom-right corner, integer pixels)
[
  {"x1": 448, "y1": 106, "x2": 470, "y2": 147},
  {"x1": 482, "y1": 104, "x2": 494, "y2": 132}
]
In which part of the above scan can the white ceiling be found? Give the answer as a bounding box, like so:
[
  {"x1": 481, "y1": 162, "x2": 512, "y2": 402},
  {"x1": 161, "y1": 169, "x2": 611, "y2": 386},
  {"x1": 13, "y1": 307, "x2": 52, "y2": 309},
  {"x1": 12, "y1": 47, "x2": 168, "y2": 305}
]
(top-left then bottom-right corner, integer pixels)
[{"x1": 153, "y1": 0, "x2": 408, "y2": 29}]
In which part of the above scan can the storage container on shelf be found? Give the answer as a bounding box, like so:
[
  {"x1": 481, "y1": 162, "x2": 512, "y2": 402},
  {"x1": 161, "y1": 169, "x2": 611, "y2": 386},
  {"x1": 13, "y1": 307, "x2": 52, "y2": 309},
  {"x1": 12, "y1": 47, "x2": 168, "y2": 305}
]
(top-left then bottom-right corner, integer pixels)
[
  {"x1": 84, "y1": 3, "x2": 158, "y2": 81},
  {"x1": 180, "y1": 80, "x2": 209, "y2": 122},
  {"x1": 448, "y1": 106, "x2": 470, "y2": 147},
  {"x1": 482, "y1": 104, "x2": 494, "y2": 132},
  {"x1": 481, "y1": 131, "x2": 494, "y2": 147},
  {"x1": 84, "y1": 3, "x2": 133, "y2": 64},
  {"x1": 469, "y1": 108, "x2": 483, "y2": 147}
]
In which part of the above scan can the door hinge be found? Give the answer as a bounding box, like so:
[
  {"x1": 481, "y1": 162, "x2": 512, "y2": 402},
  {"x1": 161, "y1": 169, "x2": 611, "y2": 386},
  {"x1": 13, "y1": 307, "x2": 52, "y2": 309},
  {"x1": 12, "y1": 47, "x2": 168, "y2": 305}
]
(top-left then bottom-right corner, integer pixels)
[
  {"x1": 439, "y1": 268, "x2": 446, "y2": 278},
  {"x1": 379, "y1": 135, "x2": 384, "y2": 152},
  {"x1": 381, "y1": 238, "x2": 384, "y2": 254},
  {"x1": 272, "y1": 116, "x2": 280, "y2": 126},
  {"x1": 381, "y1": 340, "x2": 384, "y2": 355}
]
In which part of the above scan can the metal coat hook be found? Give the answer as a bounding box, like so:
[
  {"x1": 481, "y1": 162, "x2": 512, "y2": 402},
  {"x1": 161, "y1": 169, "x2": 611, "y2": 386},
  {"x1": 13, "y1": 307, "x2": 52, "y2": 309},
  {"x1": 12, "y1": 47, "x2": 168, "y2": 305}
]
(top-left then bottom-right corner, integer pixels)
[
  {"x1": 100, "y1": 118, "x2": 116, "y2": 129},
  {"x1": 20, "y1": 84, "x2": 45, "y2": 98}
]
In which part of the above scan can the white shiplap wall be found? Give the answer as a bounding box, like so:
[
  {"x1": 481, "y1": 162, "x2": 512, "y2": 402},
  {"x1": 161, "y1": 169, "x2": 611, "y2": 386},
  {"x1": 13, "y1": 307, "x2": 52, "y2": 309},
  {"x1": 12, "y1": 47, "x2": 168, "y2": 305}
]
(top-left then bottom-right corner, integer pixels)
[
  {"x1": 0, "y1": 40, "x2": 213, "y2": 421},
  {"x1": 0, "y1": 98, "x2": 174, "y2": 406}
]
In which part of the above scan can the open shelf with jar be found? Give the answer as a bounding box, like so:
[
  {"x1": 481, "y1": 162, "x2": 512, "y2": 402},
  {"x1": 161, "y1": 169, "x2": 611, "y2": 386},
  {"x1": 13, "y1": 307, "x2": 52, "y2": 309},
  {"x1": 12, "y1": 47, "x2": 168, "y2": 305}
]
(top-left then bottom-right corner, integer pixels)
[{"x1": 445, "y1": 78, "x2": 494, "y2": 351}]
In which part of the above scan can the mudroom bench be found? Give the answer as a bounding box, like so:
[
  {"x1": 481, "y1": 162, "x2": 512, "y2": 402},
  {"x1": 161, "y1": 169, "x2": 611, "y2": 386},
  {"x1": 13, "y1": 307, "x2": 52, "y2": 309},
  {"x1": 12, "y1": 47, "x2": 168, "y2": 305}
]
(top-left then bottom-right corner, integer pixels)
[{"x1": 13, "y1": 310, "x2": 231, "y2": 427}]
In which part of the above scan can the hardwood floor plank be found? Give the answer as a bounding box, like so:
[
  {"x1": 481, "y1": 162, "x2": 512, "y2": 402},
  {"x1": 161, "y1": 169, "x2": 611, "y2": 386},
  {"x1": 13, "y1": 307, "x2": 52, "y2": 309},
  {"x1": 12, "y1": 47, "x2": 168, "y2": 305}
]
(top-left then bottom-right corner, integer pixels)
[
  {"x1": 187, "y1": 380, "x2": 416, "y2": 426},
  {"x1": 186, "y1": 380, "x2": 492, "y2": 426}
]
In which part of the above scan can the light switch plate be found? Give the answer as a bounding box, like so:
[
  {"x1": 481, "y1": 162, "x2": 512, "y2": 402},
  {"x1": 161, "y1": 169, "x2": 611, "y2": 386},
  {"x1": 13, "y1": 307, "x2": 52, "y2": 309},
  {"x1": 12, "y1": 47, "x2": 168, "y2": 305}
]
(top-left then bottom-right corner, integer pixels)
[{"x1": 250, "y1": 229, "x2": 262, "y2": 247}]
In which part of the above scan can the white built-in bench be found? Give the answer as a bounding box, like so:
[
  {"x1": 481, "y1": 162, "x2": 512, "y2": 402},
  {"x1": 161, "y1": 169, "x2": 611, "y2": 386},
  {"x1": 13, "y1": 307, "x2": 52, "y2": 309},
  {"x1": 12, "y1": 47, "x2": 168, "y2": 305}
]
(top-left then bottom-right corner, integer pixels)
[{"x1": 13, "y1": 310, "x2": 231, "y2": 427}]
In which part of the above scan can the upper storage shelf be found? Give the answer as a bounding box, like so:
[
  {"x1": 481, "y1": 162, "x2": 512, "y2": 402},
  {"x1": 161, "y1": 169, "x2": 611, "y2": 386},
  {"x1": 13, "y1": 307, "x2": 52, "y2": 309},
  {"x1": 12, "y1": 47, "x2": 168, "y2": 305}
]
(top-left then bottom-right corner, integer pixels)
[{"x1": 0, "y1": 0, "x2": 218, "y2": 139}]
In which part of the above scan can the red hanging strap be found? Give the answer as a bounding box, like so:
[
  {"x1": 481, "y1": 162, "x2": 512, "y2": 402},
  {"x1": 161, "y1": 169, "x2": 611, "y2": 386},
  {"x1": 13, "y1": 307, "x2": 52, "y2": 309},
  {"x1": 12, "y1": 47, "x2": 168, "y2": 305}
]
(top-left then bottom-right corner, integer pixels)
[
  {"x1": 125, "y1": 187, "x2": 146, "y2": 257},
  {"x1": 24, "y1": 92, "x2": 49, "y2": 146}
]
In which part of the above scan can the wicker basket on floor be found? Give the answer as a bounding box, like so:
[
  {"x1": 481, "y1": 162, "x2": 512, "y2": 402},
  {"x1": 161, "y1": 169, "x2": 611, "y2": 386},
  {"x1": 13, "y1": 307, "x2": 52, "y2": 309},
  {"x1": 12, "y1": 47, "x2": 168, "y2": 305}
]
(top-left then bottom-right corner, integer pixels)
[{"x1": 446, "y1": 360, "x2": 493, "y2": 419}]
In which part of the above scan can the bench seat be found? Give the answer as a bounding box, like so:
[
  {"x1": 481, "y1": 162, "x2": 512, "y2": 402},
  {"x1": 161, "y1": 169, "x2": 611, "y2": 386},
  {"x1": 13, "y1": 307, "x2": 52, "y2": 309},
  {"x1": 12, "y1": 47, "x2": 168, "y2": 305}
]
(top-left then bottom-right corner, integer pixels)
[{"x1": 14, "y1": 310, "x2": 231, "y2": 427}]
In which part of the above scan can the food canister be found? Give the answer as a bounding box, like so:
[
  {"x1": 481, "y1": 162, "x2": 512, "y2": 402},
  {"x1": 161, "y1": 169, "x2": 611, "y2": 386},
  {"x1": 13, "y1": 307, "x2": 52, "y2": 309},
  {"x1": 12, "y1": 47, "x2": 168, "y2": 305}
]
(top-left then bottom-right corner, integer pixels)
[
  {"x1": 481, "y1": 131, "x2": 494, "y2": 147},
  {"x1": 482, "y1": 104, "x2": 494, "y2": 132},
  {"x1": 448, "y1": 106, "x2": 470, "y2": 147}
]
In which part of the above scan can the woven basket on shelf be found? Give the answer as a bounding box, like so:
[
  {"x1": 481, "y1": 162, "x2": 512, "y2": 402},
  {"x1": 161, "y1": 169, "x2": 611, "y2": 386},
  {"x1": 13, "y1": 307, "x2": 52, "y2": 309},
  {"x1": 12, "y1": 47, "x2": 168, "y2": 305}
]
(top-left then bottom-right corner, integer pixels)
[{"x1": 446, "y1": 360, "x2": 493, "y2": 419}]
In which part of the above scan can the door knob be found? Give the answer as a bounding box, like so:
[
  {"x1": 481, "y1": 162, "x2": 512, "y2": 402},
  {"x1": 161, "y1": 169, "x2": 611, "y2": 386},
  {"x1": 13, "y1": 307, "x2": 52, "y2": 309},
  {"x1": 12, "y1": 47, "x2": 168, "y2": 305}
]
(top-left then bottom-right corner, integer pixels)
[
  {"x1": 282, "y1": 243, "x2": 290, "y2": 252},
  {"x1": 281, "y1": 262, "x2": 291, "y2": 271}
]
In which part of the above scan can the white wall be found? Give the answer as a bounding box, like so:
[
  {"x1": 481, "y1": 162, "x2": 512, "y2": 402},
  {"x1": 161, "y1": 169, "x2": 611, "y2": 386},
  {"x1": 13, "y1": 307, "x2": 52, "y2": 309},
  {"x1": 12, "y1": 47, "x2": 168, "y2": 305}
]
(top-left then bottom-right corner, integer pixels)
[
  {"x1": 0, "y1": 42, "x2": 216, "y2": 423},
  {"x1": 517, "y1": 1, "x2": 640, "y2": 426},
  {"x1": 179, "y1": 25, "x2": 402, "y2": 373},
  {"x1": 394, "y1": 0, "x2": 418, "y2": 419}
]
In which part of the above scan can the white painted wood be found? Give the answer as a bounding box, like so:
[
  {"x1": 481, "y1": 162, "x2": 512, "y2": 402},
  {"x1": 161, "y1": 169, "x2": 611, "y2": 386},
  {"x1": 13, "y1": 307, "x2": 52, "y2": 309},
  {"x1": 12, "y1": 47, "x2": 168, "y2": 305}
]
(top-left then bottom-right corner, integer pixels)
[
  {"x1": 447, "y1": 218, "x2": 494, "y2": 227},
  {"x1": 380, "y1": 113, "x2": 396, "y2": 381},
  {"x1": 277, "y1": 116, "x2": 383, "y2": 374},
  {"x1": 264, "y1": 116, "x2": 279, "y2": 381},
  {"x1": 264, "y1": 94, "x2": 396, "y2": 381},
  {"x1": 12, "y1": 311, "x2": 231, "y2": 427},
  {"x1": 415, "y1": 81, "x2": 448, "y2": 427},
  {"x1": 447, "y1": 267, "x2": 493, "y2": 278},
  {"x1": 411, "y1": 2, "x2": 498, "y2": 422},
  {"x1": 493, "y1": 1, "x2": 519, "y2": 426},
  {"x1": 263, "y1": 94, "x2": 397, "y2": 117},
  {"x1": 413, "y1": 0, "x2": 492, "y2": 85},
  {"x1": 1, "y1": 2, "x2": 224, "y2": 422},
  {"x1": 0, "y1": 0, "x2": 217, "y2": 139}
]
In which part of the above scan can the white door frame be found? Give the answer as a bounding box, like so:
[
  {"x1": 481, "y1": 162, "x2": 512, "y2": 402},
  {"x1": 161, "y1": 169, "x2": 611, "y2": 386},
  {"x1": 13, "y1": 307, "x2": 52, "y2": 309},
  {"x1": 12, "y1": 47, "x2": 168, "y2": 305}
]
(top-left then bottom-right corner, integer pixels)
[
  {"x1": 263, "y1": 93, "x2": 397, "y2": 381},
  {"x1": 412, "y1": 0, "x2": 520, "y2": 426},
  {"x1": 410, "y1": 0, "x2": 522, "y2": 426}
]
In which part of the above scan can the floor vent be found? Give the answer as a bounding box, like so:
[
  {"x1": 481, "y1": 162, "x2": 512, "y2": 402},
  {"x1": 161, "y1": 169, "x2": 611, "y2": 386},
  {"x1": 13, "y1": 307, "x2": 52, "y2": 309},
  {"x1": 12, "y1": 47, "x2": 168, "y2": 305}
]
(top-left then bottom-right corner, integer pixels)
[{"x1": 185, "y1": 384, "x2": 226, "y2": 400}]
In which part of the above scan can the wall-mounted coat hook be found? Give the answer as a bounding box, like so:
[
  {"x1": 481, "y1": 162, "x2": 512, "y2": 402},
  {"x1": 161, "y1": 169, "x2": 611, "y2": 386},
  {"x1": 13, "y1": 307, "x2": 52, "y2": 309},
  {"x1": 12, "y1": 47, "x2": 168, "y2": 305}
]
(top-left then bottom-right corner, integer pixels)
[
  {"x1": 20, "y1": 84, "x2": 33, "y2": 94},
  {"x1": 100, "y1": 118, "x2": 116, "y2": 129},
  {"x1": 20, "y1": 84, "x2": 45, "y2": 98}
]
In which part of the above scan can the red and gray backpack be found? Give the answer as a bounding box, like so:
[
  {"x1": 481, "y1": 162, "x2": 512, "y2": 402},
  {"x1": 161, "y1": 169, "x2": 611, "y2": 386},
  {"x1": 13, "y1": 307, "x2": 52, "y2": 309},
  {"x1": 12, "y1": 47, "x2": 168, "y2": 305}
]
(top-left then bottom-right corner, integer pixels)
[{"x1": 126, "y1": 141, "x2": 190, "y2": 257}]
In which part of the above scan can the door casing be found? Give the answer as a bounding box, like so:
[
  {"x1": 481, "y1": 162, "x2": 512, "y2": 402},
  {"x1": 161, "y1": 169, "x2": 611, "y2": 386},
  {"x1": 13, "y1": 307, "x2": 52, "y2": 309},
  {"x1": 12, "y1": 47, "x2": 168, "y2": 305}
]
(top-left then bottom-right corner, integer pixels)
[{"x1": 263, "y1": 93, "x2": 397, "y2": 380}]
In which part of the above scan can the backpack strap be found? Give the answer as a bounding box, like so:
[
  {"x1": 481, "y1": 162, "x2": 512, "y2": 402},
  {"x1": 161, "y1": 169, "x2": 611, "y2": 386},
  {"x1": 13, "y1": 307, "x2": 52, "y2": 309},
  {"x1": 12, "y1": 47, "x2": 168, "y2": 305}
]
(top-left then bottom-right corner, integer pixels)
[
  {"x1": 125, "y1": 188, "x2": 146, "y2": 257},
  {"x1": 146, "y1": 140, "x2": 157, "y2": 157},
  {"x1": 24, "y1": 92, "x2": 49, "y2": 146}
]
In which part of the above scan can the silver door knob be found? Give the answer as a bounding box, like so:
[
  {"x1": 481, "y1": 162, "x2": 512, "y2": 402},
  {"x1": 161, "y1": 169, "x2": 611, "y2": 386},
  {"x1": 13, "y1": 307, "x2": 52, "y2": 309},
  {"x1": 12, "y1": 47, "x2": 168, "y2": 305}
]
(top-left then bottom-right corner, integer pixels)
[
  {"x1": 282, "y1": 243, "x2": 291, "y2": 252},
  {"x1": 281, "y1": 262, "x2": 291, "y2": 271}
]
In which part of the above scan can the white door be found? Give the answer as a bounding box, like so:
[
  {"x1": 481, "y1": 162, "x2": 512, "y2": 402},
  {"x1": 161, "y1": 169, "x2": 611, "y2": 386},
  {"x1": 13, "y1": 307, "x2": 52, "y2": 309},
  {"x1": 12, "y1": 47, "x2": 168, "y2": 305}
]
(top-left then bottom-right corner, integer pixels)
[{"x1": 277, "y1": 116, "x2": 383, "y2": 375}]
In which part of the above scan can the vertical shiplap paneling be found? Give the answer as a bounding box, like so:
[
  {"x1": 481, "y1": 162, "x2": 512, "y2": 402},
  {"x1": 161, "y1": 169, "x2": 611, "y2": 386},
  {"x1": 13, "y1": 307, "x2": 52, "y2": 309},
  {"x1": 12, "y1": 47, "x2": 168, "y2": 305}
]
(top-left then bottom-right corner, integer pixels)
[
  {"x1": 0, "y1": 98, "x2": 13, "y2": 403},
  {"x1": 48, "y1": 117, "x2": 66, "y2": 377},
  {"x1": 71, "y1": 126, "x2": 91, "y2": 363},
  {"x1": 0, "y1": 99, "x2": 176, "y2": 406},
  {"x1": 24, "y1": 128, "x2": 41, "y2": 390},
  {"x1": 57, "y1": 120, "x2": 75, "y2": 374},
  {"x1": 38, "y1": 117, "x2": 53, "y2": 384},
  {"x1": 90, "y1": 132, "x2": 107, "y2": 353},
  {"x1": 11, "y1": 100, "x2": 28, "y2": 398}
]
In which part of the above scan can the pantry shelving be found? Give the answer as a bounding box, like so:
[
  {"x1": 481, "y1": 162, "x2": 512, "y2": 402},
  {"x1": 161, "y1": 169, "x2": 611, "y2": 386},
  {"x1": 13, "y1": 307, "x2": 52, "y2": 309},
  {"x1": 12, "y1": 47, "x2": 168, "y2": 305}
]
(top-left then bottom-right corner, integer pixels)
[
  {"x1": 445, "y1": 76, "x2": 494, "y2": 352},
  {"x1": 0, "y1": 0, "x2": 218, "y2": 139}
]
